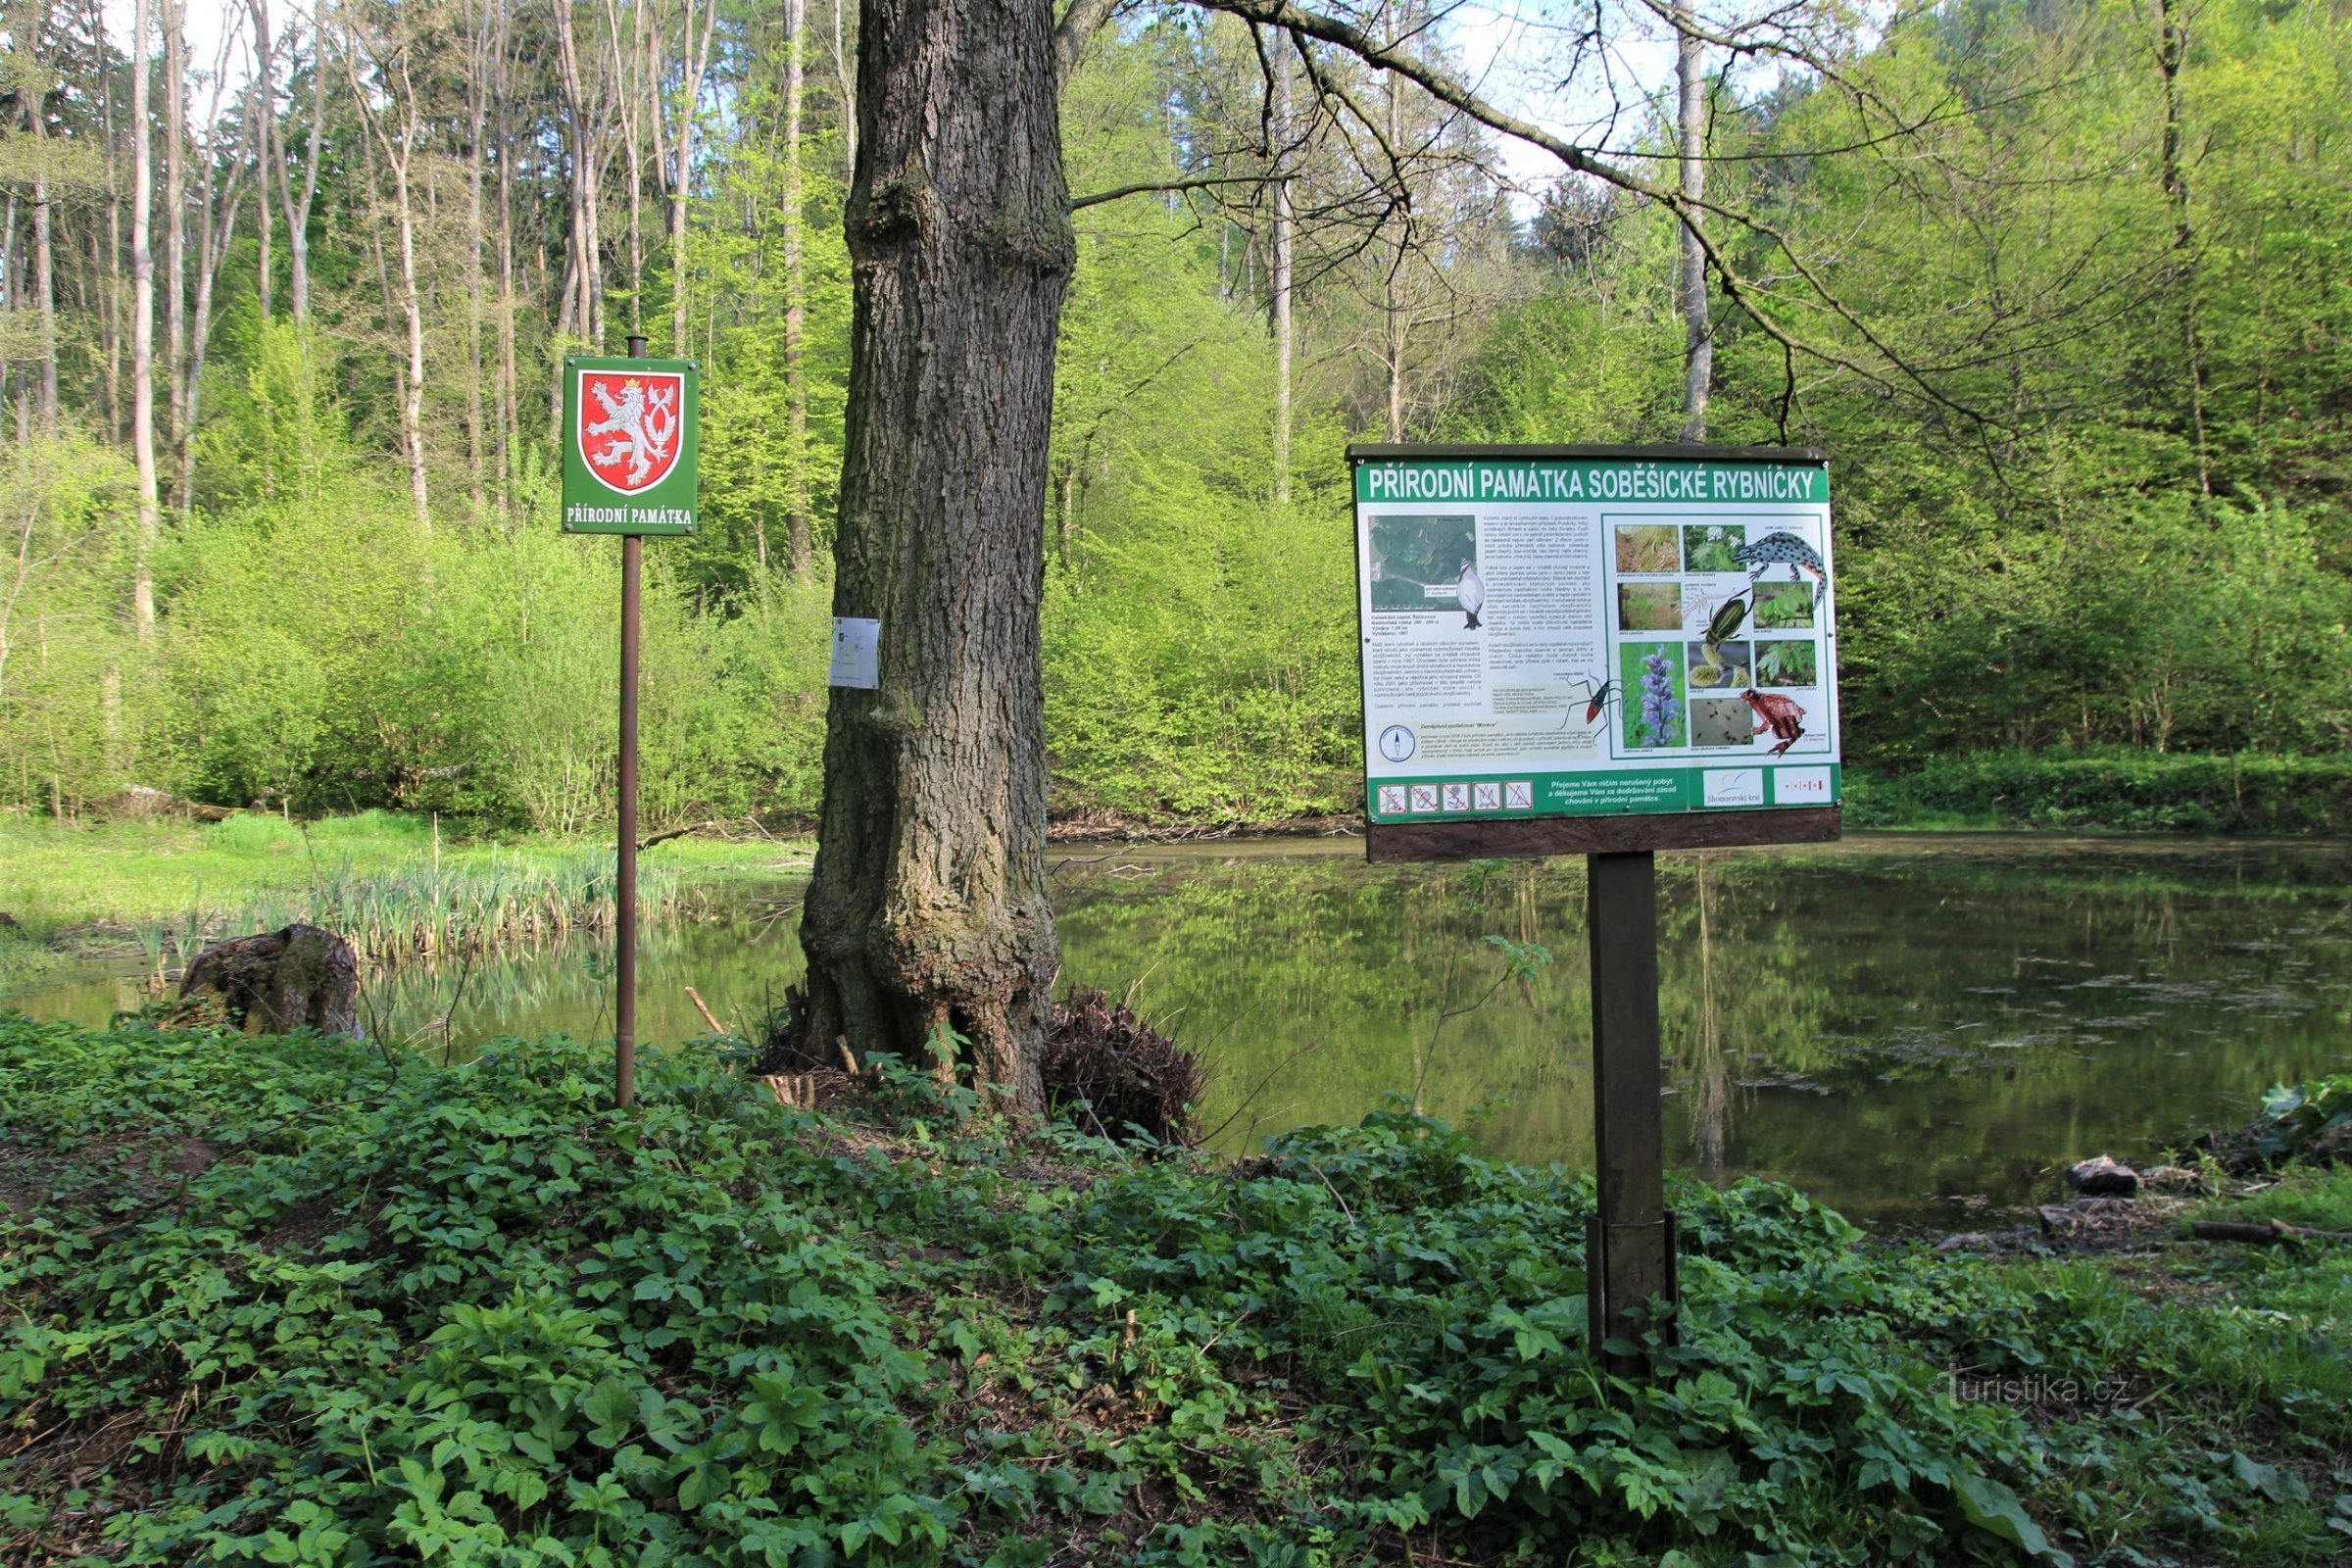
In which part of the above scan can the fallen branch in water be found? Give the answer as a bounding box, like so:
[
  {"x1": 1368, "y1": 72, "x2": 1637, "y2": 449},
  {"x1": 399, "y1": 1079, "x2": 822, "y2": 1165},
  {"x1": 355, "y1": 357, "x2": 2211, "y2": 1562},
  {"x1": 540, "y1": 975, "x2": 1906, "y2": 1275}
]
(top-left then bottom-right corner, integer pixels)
[
  {"x1": 637, "y1": 821, "x2": 722, "y2": 852},
  {"x1": 2189, "y1": 1219, "x2": 2352, "y2": 1246},
  {"x1": 684, "y1": 986, "x2": 728, "y2": 1036}
]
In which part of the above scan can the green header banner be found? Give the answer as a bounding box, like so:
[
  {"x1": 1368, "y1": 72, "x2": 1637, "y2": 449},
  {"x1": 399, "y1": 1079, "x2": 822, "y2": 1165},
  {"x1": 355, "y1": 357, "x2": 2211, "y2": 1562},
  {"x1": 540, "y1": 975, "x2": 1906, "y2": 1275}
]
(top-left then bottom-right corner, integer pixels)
[
  {"x1": 1353, "y1": 458, "x2": 1827, "y2": 507},
  {"x1": 562, "y1": 356, "x2": 701, "y2": 536}
]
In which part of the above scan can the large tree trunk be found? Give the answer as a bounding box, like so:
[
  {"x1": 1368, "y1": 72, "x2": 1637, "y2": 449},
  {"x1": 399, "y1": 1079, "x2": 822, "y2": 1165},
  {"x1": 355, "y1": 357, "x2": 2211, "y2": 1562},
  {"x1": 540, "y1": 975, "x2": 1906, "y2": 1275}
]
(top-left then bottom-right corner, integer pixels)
[{"x1": 797, "y1": 0, "x2": 1075, "y2": 1119}]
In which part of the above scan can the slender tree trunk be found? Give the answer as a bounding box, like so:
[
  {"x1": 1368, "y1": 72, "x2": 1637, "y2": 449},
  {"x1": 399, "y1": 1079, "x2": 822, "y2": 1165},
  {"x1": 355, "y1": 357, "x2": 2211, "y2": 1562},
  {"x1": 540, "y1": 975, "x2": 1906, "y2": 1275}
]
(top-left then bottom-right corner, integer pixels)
[
  {"x1": 2155, "y1": 0, "x2": 2209, "y2": 498},
  {"x1": 1674, "y1": 0, "x2": 1711, "y2": 442},
  {"x1": 612, "y1": 0, "x2": 645, "y2": 339},
  {"x1": 496, "y1": 6, "x2": 518, "y2": 508},
  {"x1": 1270, "y1": 35, "x2": 1293, "y2": 504},
  {"x1": 249, "y1": 0, "x2": 275, "y2": 319},
  {"x1": 1381, "y1": 57, "x2": 1405, "y2": 442},
  {"x1": 555, "y1": 0, "x2": 602, "y2": 349},
  {"x1": 346, "y1": 31, "x2": 431, "y2": 524},
  {"x1": 466, "y1": 2, "x2": 490, "y2": 511},
  {"x1": 783, "y1": 0, "x2": 812, "y2": 573},
  {"x1": 797, "y1": 0, "x2": 1075, "y2": 1118},
  {"x1": 669, "y1": 0, "x2": 716, "y2": 355},
  {"x1": 129, "y1": 0, "x2": 157, "y2": 635},
  {"x1": 290, "y1": 22, "x2": 325, "y2": 323},
  {"x1": 830, "y1": 0, "x2": 857, "y2": 182},
  {"x1": 163, "y1": 0, "x2": 186, "y2": 467},
  {"x1": 393, "y1": 156, "x2": 429, "y2": 524},
  {"x1": 181, "y1": 161, "x2": 242, "y2": 518},
  {"x1": 25, "y1": 0, "x2": 57, "y2": 434}
]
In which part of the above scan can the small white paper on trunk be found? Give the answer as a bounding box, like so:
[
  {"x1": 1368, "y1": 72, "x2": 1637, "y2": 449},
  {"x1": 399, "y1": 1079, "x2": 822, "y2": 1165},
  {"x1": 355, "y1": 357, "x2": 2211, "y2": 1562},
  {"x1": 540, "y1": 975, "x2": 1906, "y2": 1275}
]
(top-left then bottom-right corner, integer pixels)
[{"x1": 828, "y1": 617, "x2": 880, "y2": 689}]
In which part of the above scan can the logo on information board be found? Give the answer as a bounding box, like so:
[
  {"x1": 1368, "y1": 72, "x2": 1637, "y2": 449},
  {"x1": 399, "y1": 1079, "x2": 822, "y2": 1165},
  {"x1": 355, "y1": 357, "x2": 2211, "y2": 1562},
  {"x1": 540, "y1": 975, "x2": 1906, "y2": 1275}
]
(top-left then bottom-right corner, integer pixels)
[{"x1": 575, "y1": 368, "x2": 685, "y2": 496}]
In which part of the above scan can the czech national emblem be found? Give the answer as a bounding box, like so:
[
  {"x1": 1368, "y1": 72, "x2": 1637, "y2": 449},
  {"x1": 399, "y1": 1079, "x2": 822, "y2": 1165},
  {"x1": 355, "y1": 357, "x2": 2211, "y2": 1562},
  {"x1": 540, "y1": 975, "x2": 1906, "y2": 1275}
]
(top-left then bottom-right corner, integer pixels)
[{"x1": 575, "y1": 368, "x2": 684, "y2": 495}]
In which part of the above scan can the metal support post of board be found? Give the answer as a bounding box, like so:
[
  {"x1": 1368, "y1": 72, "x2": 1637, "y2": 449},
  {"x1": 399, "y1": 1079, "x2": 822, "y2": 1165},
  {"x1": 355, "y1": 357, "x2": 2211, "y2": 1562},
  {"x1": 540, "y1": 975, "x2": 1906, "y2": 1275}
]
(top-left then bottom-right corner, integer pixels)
[
  {"x1": 1586, "y1": 851, "x2": 1678, "y2": 1376},
  {"x1": 613, "y1": 332, "x2": 648, "y2": 1109}
]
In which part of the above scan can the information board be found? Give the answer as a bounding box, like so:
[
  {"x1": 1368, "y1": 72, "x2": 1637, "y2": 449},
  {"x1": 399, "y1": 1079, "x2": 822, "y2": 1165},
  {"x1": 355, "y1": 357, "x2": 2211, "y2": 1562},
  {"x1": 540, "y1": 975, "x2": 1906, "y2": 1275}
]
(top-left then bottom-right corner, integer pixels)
[
  {"x1": 562, "y1": 356, "x2": 701, "y2": 536},
  {"x1": 1353, "y1": 444, "x2": 1839, "y2": 827}
]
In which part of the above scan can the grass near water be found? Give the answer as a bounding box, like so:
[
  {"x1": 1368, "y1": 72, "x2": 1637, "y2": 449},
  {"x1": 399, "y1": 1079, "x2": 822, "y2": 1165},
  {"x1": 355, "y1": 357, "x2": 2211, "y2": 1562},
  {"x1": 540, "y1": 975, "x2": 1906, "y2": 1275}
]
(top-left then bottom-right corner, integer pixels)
[{"x1": 0, "y1": 811, "x2": 808, "y2": 997}]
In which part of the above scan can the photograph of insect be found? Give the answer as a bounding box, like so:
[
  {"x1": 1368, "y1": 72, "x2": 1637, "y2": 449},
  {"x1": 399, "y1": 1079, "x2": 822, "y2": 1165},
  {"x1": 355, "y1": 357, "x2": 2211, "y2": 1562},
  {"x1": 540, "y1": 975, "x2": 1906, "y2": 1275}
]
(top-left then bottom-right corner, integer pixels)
[{"x1": 1555, "y1": 673, "x2": 1617, "y2": 730}]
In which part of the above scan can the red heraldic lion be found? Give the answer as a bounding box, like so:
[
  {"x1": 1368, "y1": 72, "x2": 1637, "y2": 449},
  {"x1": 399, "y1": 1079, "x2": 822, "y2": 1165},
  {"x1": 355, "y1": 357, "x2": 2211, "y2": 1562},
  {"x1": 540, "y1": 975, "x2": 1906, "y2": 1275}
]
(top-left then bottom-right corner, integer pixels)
[{"x1": 575, "y1": 368, "x2": 685, "y2": 495}]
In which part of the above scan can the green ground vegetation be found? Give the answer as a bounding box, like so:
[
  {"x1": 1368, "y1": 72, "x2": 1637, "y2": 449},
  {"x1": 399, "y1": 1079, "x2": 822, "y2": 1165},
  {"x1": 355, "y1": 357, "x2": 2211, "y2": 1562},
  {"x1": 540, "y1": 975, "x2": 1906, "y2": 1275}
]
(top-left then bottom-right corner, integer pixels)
[
  {"x1": 2, "y1": 1018, "x2": 2343, "y2": 1566},
  {"x1": 0, "y1": 813, "x2": 806, "y2": 997},
  {"x1": 1844, "y1": 751, "x2": 2352, "y2": 834}
]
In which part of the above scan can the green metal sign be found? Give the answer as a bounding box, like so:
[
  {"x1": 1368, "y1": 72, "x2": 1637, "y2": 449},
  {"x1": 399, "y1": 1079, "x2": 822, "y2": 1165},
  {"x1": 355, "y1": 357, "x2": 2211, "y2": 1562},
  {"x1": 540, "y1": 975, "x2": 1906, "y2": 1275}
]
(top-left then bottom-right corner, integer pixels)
[{"x1": 561, "y1": 356, "x2": 700, "y2": 535}]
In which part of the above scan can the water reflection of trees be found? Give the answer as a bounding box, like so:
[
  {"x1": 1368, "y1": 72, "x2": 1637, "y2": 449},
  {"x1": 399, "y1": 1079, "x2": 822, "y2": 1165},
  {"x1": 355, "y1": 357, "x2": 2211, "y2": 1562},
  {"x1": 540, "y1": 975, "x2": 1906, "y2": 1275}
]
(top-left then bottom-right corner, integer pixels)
[
  {"x1": 1055, "y1": 845, "x2": 2351, "y2": 1224},
  {"x1": 30, "y1": 842, "x2": 2335, "y2": 1229}
]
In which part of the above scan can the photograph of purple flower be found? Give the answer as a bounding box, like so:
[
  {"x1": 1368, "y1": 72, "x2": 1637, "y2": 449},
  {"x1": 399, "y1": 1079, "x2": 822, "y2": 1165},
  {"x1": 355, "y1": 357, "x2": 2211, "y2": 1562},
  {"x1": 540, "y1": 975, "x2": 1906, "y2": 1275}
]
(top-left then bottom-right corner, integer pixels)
[{"x1": 1618, "y1": 642, "x2": 1687, "y2": 749}]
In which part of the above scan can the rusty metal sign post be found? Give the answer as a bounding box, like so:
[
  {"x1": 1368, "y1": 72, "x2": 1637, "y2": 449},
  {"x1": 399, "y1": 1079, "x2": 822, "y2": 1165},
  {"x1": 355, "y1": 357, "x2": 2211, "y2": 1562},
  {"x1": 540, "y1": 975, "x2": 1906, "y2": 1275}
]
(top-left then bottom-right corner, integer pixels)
[
  {"x1": 562, "y1": 335, "x2": 701, "y2": 1107},
  {"x1": 1348, "y1": 442, "x2": 1842, "y2": 1379}
]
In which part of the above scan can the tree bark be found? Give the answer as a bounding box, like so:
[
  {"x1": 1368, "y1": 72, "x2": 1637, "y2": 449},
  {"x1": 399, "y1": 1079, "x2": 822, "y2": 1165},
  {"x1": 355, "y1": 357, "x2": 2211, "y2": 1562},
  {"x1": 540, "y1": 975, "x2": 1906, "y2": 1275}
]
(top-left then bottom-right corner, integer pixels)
[
  {"x1": 129, "y1": 0, "x2": 157, "y2": 635},
  {"x1": 1674, "y1": 0, "x2": 1710, "y2": 442},
  {"x1": 783, "y1": 0, "x2": 813, "y2": 573},
  {"x1": 797, "y1": 0, "x2": 1076, "y2": 1119}
]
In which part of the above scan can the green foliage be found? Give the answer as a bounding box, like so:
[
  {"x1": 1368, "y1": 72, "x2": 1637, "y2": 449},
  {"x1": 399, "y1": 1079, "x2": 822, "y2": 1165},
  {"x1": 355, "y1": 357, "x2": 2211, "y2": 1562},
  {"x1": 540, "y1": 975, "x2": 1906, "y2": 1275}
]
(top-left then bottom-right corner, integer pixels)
[
  {"x1": 2249, "y1": 1075, "x2": 2352, "y2": 1167},
  {"x1": 1844, "y1": 749, "x2": 2352, "y2": 833},
  {"x1": 6, "y1": 1019, "x2": 2343, "y2": 1564}
]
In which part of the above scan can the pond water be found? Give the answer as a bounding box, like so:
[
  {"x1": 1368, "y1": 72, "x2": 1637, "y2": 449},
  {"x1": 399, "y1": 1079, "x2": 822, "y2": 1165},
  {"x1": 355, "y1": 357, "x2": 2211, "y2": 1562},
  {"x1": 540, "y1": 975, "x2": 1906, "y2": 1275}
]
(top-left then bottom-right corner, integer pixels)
[{"x1": 19, "y1": 834, "x2": 2352, "y2": 1230}]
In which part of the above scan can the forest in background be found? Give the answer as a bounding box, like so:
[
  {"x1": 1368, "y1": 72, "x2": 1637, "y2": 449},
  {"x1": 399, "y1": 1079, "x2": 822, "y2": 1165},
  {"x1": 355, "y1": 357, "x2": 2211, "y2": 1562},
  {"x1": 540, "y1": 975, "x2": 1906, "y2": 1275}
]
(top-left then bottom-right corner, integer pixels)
[{"x1": 1, "y1": 0, "x2": 2347, "y2": 830}]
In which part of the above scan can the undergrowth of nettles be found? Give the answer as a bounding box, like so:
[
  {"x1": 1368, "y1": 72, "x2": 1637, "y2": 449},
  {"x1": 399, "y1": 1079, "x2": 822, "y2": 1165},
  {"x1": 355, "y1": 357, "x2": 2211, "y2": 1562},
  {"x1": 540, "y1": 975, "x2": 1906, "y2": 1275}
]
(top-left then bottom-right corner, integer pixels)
[{"x1": 1, "y1": 1015, "x2": 2346, "y2": 1566}]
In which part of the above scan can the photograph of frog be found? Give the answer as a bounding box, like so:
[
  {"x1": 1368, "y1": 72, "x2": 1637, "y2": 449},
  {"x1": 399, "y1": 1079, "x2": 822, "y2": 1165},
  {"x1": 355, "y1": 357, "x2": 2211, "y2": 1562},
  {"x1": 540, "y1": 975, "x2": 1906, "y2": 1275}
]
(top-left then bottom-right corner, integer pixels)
[
  {"x1": 1686, "y1": 639, "x2": 1752, "y2": 691},
  {"x1": 1618, "y1": 582, "x2": 1683, "y2": 631},
  {"x1": 1683, "y1": 523, "x2": 1746, "y2": 573},
  {"x1": 1615, "y1": 524, "x2": 1679, "y2": 573},
  {"x1": 1367, "y1": 514, "x2": 1477, "y2": 614},
  {"x1": 1754, "y1": 640, "x2": 1818, "y2": 688},
  {"x1": 1690, "y1": 697, "x2": 1755, "y2": 748},
  {"x1": 1752, "y1": 580, "x2": 1816, "y2": 630}
]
